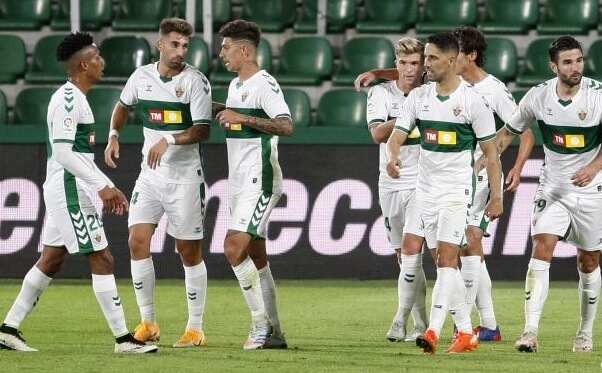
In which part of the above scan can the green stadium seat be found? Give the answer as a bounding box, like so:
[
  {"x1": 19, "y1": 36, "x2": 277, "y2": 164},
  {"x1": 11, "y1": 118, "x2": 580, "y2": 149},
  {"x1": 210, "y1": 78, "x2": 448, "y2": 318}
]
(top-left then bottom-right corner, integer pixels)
[
  {"x1": 512, "y1": 88, "x2": 530, "y2": 103},
  {"x1": 283, "y1": 88, "x2": 311, "y2": 127},
  {"x1": 415, "y1": 0, "x2": 477, "y2": 34},
  {"x1": 12, "y1": 87, "x2": 55, "y2": 125},
  {"x1": 483, "y1": 38, "x2": 517, "y2": 83},
  {"x1": 478, "y1": 0, "x2": 538, "y2": 35},
  {"x1": 316, "y1": 89, "x2": 367, "y2": 127},
  {"x1": 0, "y1": 34, "x2": 26, "y2": 83},
  {"x1": 185, "y1": 36, "x2": 211, "y2": 76},
  {"x1": 0, "y1": 0, "x2": 51, "y2": 30},
  {"x1": 211, "y1": 87, "x2": 229, "y2": 104},
  {"x1": 515, "y1": 38, "x2": 556, "y2": 88},
  {"x1": 332, "y1": 37, "x2": 394, "y2": 86},
  {"x1": 537, "y1": 0, "x2": 598, "y2": 35},
  {"x1": 87, "y1": 87, "x2": 122, "y2": 130},
  {"x1": 241, "y1": 0, "x2": 296, "y2": 32},
  {"x1": 0, "y1": 89, "x2": 7, "y2": 125},
  {"x1": 25, "y1": 35, "x2": 68, "y2": 84},
  {"x1": 174, "y1": 0, "x2": 231, "y2": 31},
  {"x1": 276, "y1": 37, "x2": 333, "y2": 86},
  {"x1": 294, "y1": 0, "x2": 356, "y2": 34},
  {"x1": 51, "y1": 0, "x2": 112, "y2": 31},
  {"x1": 585, "y1": 40, "x2": 602, "y2": 82},
  {"x1": 112, "y1": 0, "x2": 172, "y2": 31},
  {"x1": 356, "y1": 0, "x2": 417, "y2": 34},
  {"x1": 211, "y1": 38, "x2": 272, "y2": 85},
  {"x1": 99, "y1": 36, "x2": 152, "y2": 84}
]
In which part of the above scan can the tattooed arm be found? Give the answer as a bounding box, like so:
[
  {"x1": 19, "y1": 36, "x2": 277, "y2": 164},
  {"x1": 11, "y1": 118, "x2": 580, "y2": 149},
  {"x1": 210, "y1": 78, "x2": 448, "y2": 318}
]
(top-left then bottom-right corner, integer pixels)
[{"x1": 216, "y1": 108, "x2": 294, "y2": 137}]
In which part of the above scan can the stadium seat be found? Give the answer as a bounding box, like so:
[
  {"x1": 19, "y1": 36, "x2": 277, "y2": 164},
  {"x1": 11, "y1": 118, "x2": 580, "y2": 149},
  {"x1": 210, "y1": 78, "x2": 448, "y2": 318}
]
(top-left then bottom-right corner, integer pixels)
[
  {"x1": 174, "y1": 0, "x2": 231, "y2": 31},
  {"x1": 294, "y1": 0, "x2": 356, "y2": 34},
  {"x1": 0, "y1": 89, "x2": 7, "y2": 125},
  {"x1": 0, "y1": 34, "x2": 26, "y2": 83},
  {"x1": 87, "y1": 87, "x2": 125, "y2": 139},
  {"x1": 515, "y1": 38, "x2": 556, "y2": 88},
  {"x1": 211, "y1": 87, "x2": 229, "y2": 104},
  {"x1": 185, "y1": 36, "x2": 211, "y2": 76},
  {"x1": 537, "y1": 0, "x2": 598, "y2": 35},
  {"x1": 483, "y1": 38, "x2": 517, "y2": 83},
  {"x1": 276, "y1": 37, "x2": 333, "y2": 86},
  {"x1": 25, "y1": 35, "x2": 68, "y2": 84},
  {"x1": 332, "y1": 37, "x2": 394, "y2": 86},
  {"x1": 0, "y1": 0, "x2": 51, "y2": 30},
  {"x1": 356, "y1": 0, "x2": 417, "y2": 34},
  {"x1": 99, "y1": 36, "x2": 152, "y2": 84},
  {"x1": 51, "y1": 0, "x2": 112, "y2": 31},
  {"x1": 12, "y1": 87, "x2": 55, "y2": 125},
  {"x1": 315, "y1": 89, "x2": 367, "y2": 127},
  {"x1": 415, "y1": 0, "x2": 477, "y2": 34},
  {"x1": 241, "y1": 0, "x2": 296, "y2": 32},
  {"x1": 283, "y1": 88, "x2": 311, "y2": 127},
  {"x1": 512, "y1": 88, "x2": 530, "y2": 103},
  {"x1": 586, "y1": 40, "x2": 602, "y2": 82},
  {"x1": 478, "y1": 0, "x2": 538, "y2": 35},
  {"x1": 112, "y1": 0, "x2": 172, "y2": 31},
  {"x1": 211, "y1": 38, "x2": 272, "y2": 85}
]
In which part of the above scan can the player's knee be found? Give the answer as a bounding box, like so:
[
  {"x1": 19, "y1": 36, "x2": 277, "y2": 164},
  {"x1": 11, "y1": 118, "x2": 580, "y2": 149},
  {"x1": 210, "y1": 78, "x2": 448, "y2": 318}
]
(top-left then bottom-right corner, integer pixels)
[
  {"x1": 87, "y1": 249, "x2": 114, "y2": 274},
  {"x1": 577, "y1": 251, "x2": 600, "y2": 273}
]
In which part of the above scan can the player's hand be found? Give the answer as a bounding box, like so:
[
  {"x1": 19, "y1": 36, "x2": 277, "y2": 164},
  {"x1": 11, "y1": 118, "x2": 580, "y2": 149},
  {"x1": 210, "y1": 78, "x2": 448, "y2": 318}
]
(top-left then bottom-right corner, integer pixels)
[
  {"x1": 484, "y1": 197, "x2": 503, "y2": 221},
  {"x1": 504, "y1": 167, "x2": 521, "y2": 192},
  {"x1": 216, "y1": 109, "x2": 246, "y2": 129},
  {"x1": 104, "y1": 137, "x2": 120, "y2": 169},
  {"x1": 386, "y1": 158, "x2": 402, "y2": 179},
  {"x1": 147, "y1": 138, "x2": 169, "y2": 169},
  {"x1": 98, "y1": 186, "x2": 129, "y2": 215},
  {"x1": 571, "y1": 165, "x2": 597, "y2": 187},
  {"x1": 354, "y1": 72, "x2": 377, "y2": 91}
]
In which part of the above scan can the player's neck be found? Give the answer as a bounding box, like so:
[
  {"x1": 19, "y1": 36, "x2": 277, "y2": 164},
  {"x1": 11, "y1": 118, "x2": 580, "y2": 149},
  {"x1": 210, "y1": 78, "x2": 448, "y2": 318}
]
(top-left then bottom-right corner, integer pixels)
[
  {"x1": 556, "y1": 79, "x2": 581, "y2": 101},
  {"x1": 67, "y1": 75, "x2": 92, "y2": 94},
  {"x1": 237, "y1": 61, "x2": 260, "y2": 82},
  {"x1": 157, "y1": 61, "x2": 184, "y2": 78},
  {"x1": 461, "y1": 67, "x2": 488, "y2": 85},
  {"x1": 436, "y1": 75, "x2": 461, "y2": 97}
]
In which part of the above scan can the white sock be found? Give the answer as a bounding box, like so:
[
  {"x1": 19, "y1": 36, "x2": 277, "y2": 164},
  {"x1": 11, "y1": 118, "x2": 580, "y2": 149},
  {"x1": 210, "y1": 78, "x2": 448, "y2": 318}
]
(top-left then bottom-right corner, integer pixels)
[
  {"x1": 232, "y1": 257, "x2": 265, "y2": 319},
  {"x1": 258, "y1": 263, "x2": 282, "y2": 334},
  {"x1": 449, "y1": 268, "x2": 472, "y2": 333},
  {"x1": 578, "y1": 267, "x2": 601, "y2": 336},
  {"x1": 475, "y1": 260, "x2": 498, "y2": 329},
  {"x1": 399, "y1": 254, "x2": 427, "y2": 330},
  {"x1": 4, "y1": 266, "x2": 52, "y2": 328},
  {"x1": 184, "y1": 261, "x2": 208, "y2": 331},
  {"x1": 92, "y1": 274, "x2": 128, "y2": 337},
  {"x1": 524, "y1": 258, "x2": 550, "y2": 333},
  {"x1": 460, "y1": 255, "x2": 481, "y2": 317},
  {"x1": 131, "y1": 257, "x2": 156, "y2": 323},
  {"x1": 428, "y1": 267, "x2": 456, "y2": 336}
]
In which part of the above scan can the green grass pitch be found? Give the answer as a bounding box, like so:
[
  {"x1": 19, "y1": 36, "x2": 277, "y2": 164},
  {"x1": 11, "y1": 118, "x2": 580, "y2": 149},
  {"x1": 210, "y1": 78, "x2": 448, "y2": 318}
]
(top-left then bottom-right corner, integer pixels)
[{"x1": 0, "y1": 279, "x2": 600, "y2": 372}]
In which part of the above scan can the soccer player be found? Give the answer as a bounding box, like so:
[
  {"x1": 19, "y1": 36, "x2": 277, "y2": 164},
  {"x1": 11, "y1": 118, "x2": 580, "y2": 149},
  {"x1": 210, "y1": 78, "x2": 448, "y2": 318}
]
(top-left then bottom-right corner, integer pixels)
[
  {"x1": 216, "y1": 20, "x2": 293, "y2": 350},
  {"x1": 452, "y1": 26, "x2": 534, "y2": 342},
  {"x1": 104, "y1": 18, "x2": 212, "y2": 348},
  {"x1": 364, "y1": 36, "x2": 428, "y2": 343},
  {"x1": 484, "y1": 36, "x2": 602, "y2": 353},
  {"x1": 386, "y1": 32, "x2": 503, "y2": 354},
  {"x1": 0, "y1": 32, "x2": 157, "y2": 354}
]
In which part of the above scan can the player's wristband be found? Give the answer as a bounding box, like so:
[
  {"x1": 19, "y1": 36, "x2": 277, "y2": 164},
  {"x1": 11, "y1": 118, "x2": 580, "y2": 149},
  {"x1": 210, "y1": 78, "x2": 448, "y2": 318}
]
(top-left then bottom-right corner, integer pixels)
[
  {"x1": 164, "y1": 134, "x2": 176, "y2": 145},
  {"x1": 108, "y1": 129, "x2": 119, "y2": 139}
]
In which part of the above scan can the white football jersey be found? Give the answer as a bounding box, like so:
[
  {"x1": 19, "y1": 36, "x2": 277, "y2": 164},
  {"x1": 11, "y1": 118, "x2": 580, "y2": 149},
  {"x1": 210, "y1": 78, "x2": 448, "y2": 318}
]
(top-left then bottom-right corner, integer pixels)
[
  {"x1": 225, "y1": 70, "x2": 291, "y2": 195},
  {"x1": 120, "y1": 62, "x2": 212, "y2": 184},
  {"x1": 507, "y1": 77, "x2": 602, "y2": 194},
  {"x1": 394, "y1": 80, "x2": 496, "y2": 203},
  {"x1": 367, "y1": 81, "x2": 420, "y2": 191}
]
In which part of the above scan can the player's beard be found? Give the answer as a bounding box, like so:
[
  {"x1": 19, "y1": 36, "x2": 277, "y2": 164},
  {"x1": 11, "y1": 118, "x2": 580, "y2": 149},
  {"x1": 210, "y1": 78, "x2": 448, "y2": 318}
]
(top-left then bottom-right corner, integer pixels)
[{"x1": 559, "y1": 72, "x2": 582, "y2": 88}]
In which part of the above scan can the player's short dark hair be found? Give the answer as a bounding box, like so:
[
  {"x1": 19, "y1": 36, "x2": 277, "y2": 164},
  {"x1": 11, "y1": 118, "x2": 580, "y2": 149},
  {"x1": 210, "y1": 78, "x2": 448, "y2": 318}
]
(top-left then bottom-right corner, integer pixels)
[
  {"x1": 427, "y1": 32, "x2": 459, "y2": 55},
  {"x1": 56, "y1": 32, "x2": 93, "y2": 62},
  {"x1": 160, "y1": 17, "x2": 193, "y2": 37},
  {"x1": 549, "y1": 36, "x2": 583, "y2": 63},
  {"x1": 453, "y1": 26, "x2": 487, "y2": 67},
  {"x1": 218, "y1": 20, "x2": 261, "y2": 48}
]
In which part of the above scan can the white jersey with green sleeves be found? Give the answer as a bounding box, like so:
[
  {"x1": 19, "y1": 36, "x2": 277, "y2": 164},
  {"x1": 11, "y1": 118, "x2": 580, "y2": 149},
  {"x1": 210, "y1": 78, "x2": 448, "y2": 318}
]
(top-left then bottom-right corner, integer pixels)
[
  {"x1": 506, "y1": 77, "x2": 602, "y2": 195},
  {"x1": 394, "y1": 80, "x2": 496, "y2": 203},
  {"x1": 470, "y1": 74, "x2": 517, "y2": 163},
  {"x1": 224, "y1": 70, "x2": 291, "y2": 196},
  {"x1": 119, "y1": 62, "x2": 212, "y2": 184},
  {"x1": 367, "y1": 80, "x2": 420, "y2": 192},
  {"x1": 45, "y1": 82, "x2": 96, "y2": 205}
]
